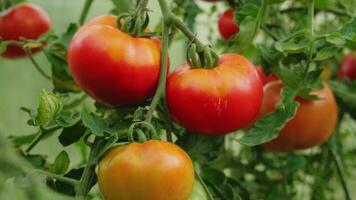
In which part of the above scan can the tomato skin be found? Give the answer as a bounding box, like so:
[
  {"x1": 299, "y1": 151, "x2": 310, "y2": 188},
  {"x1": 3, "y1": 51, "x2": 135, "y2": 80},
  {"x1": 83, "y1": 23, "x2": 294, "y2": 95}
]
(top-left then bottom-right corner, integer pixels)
[
  {"x1": 97, "y1": 140, "x2": 195, "y2": 200},
  {"x1": 0, "y1": 3, "x2": 51, "y2": 58},
  {"x1": 339, "y1": 53, "x2": 356, "y2": 80},
  {"x1": 68, "y1": 15, "x2": 167, "y2": 106},
  {"x1": 218, "y1": 9, "x2": 239, "y2": 40},
  {"x1": 166, "y1": 54, "x2": 263, "y2": 135},
  {"x1": 255, "y1": 66, "x2": 278, "y2": 85},
  {"x1": 259, "y1": 81, "x2": 338, "y2": 152},
  {"x1": 264, "y1": 73, "x2": 278, "y2": 84},
  {"x1": 256, "y1": 66, "x2": 266, "y2": 84}
]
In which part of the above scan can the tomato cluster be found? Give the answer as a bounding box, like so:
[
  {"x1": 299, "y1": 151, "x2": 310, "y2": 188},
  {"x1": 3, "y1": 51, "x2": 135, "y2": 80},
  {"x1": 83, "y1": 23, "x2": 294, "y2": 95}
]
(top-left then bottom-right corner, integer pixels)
[
  {"x1": 2, "y1": 1, "x2": 346, "y2": 199},
  {"x1": 0, "y1": 3, "x2": 51, "y2": 58}
]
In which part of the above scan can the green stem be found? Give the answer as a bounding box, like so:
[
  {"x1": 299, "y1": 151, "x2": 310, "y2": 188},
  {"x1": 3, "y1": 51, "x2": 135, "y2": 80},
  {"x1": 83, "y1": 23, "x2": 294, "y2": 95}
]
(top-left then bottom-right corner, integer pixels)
[
  {"x1": 300, "y1": 0, "x2": 315, "y2": 86},
  {"x1": 307, "y1": 0, "x2": 315, "y2": 38},
  {"x1": 281, "y1": 30, "x2": 306, "y2": 42},
  {"x1": 34, "y1": 170, "x2": 79, "y2": 186},
  {"x1": 25, "y1": 126, "x2": 61, "y2": 153},
  {"x1": 162, "y1": 99, "x2": 173, "y2": 142},
  {"x1": 261, "y1": 25, "x2": 279, "y2": 41},
  {"x1": 328, "y1": 138, "x2": 351, "y2": 200},
  {"x1": 196, "y1": 171, "x2": 214, "y2": 200},
  {"x1": 135, "y1": 0, "x2": 149, "y2": 12},
  {"x1": 158, "y1": 0, "x2": 205, "y2": 50},
  {"x1": 145, "y1": 20, "x2": 170, "y2": 123},
  {"x1": 25, "y1": 49, "x2": 51, "y2": 80},
  {"x1": 255, "y1": 0, "x2": 267, "y2": 36},
  {"x1": 79, "y1": 0, "x2": 94, "y2": 25},
  {"x1": 280, "y1": 6, "x2": 351, "y2": 18},
  {"x1": 75, "y1": 137, "x2": 101, "y2": 200}
]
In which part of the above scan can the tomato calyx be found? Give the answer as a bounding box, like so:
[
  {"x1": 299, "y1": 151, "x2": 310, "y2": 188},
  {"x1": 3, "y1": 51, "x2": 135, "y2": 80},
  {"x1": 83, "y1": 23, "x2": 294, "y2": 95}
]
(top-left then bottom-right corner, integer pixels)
[
  {"x1": 116, "y1": 8, "x2": 150, "y2": 37},
  {"x1": 186, "y1": 43, "x2": 219, "y2": 69},
  {"x1": 128, "y1": 121, "x2": 159, "y2": 143}
]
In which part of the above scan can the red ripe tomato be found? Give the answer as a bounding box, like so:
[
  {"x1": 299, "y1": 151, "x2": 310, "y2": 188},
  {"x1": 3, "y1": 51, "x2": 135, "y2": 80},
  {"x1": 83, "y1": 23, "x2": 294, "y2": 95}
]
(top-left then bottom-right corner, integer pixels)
[
  {"x1": 264, "y1": 73, "x2": 278, "y2": 83},
  {"x1": 0, "y1": 3, "x2": 51, "y2": 58},
  {"x1": 218, "y1": 9, "x2": 239, "y2": 40},
  {"x1": 166, "y1": 54, "x2": 263, "y2": 135},
  {"x1": 259, "y1": 81, "x2": 338, "y2": 152},
  {"x1": 97, "y1": 140, "x2": 195, "y2": 200},
  {"x1": 68, "y1": 15, "x2": 168, "y2": 106},
  {"x1": 256, "y1": 66, "x2": 266, "y2": 84},
  {"x1": 339, "y1": 53, "x2": 356, "y2": 80},
  {"x1": 255, "y1": 66, "x2": 278, "y2": 85}
]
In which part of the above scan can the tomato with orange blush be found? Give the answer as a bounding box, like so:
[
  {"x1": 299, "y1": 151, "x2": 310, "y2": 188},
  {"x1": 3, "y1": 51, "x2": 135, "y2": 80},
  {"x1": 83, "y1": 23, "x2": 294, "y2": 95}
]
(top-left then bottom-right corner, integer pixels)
[
  {"x1": 68, "y1": 15, "x2": 168, "y2": 106},
  {"x1": 0, "y1": 3, "x2": 51, "y2": 58},
  {"x1": 166, "y1": 54, "x2": 263, "y2": 135},
  {"x1": 258, "y1": 81, "x2": 338, "y2": 151},
  {"x1": 97, "y1": 140, "x2": 195, "y2": 200}
]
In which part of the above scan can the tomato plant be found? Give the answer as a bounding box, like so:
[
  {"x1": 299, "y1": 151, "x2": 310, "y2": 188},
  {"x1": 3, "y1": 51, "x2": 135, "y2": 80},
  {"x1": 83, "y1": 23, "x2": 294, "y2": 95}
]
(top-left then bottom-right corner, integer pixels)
[
  {"x1": 0, "y1": 3, "x2": 51, "y2": 58},
  {"x1": 1, "y1": 0, "x2": 356, "y2": 199}
]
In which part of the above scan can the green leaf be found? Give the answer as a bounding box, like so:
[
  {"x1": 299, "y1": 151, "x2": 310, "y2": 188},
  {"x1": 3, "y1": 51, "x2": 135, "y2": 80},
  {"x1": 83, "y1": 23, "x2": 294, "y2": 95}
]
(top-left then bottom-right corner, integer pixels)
[
  {"x1": 47, "y1": 167, "x2": 96, "y2": 197},
  {"x1": 230, "y1": 16, "x2": 258, "y2": 52},
  {"x1": 96, "y1": 135, "x2": 120, "y2": 159},
  {"x1": 266, "y1": 0, "x2": 286, "y2": 5},
  {"x1": 42, "y1": 24, "x2": 81, "y2": 93},
  {"x1": 239, "y1": 87, "x2": 299, "y2": 146},
  {"x1": 325, "y1": 32, "x2": 346, "y2": 45},
  {"x1": 36, "y1": 90, "x2": 63, "y2": 127},
  {"x1": 81, "y1": 110, "x2": 116, "y2": 137},
  {"x1": 58, "y1": 123, "x2": 86, "y2": 147},
  {"x1": 8, "y1": 133, "x2": 37, "y2": 147},
  {"x1": 314, "y1": 46, "x2": 340, "y2": 61},
  {"x1": 329, "y1": 80, "x2": 356, "y2": 118},
  {"x1": 110, "y1": 0, "x2": 135, "y2": 14},
  {"x1": 281, "y1": 155, "x2": 306, "y2": 173},
  {"x1": 189, "y1": 179, "x2": 208, "y2": 200},
  {"x1": 275, "y1": 63, "x2": 304, "y2": 90},
  {"x1": 58, "y1": 23, "x2": 78, "y2": 48},
  {"x1": 48, "y1": 151, "x2": 70, "y2": 174},
  {"x1": 24, "y1": 154, "x2": 47, "y2": 169},
  {"x1": 340, "y1": 18, "x2": 356, "y2": 49},
  {"x1": 202, "y1": 169, "x2": 227, "y2": 186},
  {"x1": 234, "y1": 4, "x2": 259, "y2": 22},
  {"x1": 176, "y1": 134, "x2": 224, "y2": 163},
  {"x1": 275, "y1": 40, "x2": 309, "y2": 54},
  {"x1": 55, "y1": 111, "x2": 81, "y2": 127}
]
